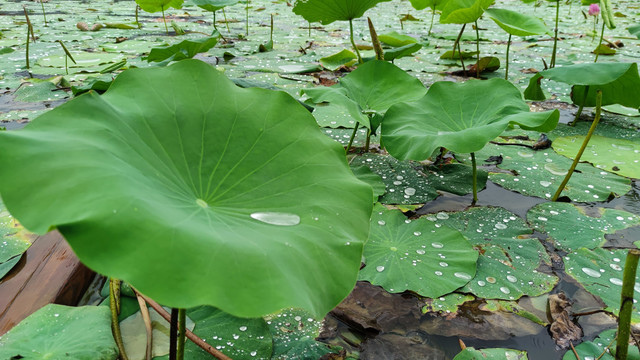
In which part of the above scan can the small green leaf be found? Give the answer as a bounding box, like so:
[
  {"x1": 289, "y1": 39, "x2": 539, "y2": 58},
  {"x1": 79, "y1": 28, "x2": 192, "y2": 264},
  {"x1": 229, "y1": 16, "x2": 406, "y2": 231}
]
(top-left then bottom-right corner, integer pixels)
[
  {"x1": 553, "y1": 135, "x2": 640, "y2": 178},
  {"x1": 145, "y1": 35, "x2": 219, "y2": 62},
  {"x1": 384, "y1": 43, "x2": 423, "y2": 61},
  {"x1": 593, "y1": 44, "x2": 616, "y2": 55},
  {"x1": 439, "y1": 50, "x2": 479, "y2": 59},
  {"x1": 439, "y1": 0, "x2": 495, "y2": 24},
  {"x1": 378, "y1": 31, "x2": 418, "y2": 47},
  {"x1": 454, "y1": 347, "x2": 529, "y2": 359},
  {"x1": 485, "y1": 8, "x2": 550, "y2": 36},
  {"x1": 423, "y1": 293, "x2": 475, "y2": 314},
  {"x1": 629, "y1": 24, "x2": 640, "y2": 39},
  {"x1": 319, "y1": 49, "x2": 357, "y2": 71}
]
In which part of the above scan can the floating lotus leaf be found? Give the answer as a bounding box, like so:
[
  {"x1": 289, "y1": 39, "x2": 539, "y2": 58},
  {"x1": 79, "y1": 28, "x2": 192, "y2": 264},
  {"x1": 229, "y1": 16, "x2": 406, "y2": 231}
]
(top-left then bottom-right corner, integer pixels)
[
  {"x1": 378, "y1": 31, "x2": 418, "y2": 47},
  {"x1": 382, "y1": 79, "x2": 559, "y2": 160},
  {"x1": 145, "y1": 35, "x2": 219, "y2": 63},
  {"x1": 474, "y1": 142, "x2": 631, "y2": 202},
  {"x1": 484, "y1": 8, "x2": 550, "y2": 36},
  {"x1": 319, "y1": 49, "x2": 357, "y2": 71},
  {"x1": 189, "y1": 0, "x2": 239, "y2": 12},
  {"x1": 430, "y1": 207, "x2": 557, "y2": 300},
  {"x1": 439, "y1": 0, "x2": 495, "y2": 24},
  {"x1": 292, "y1": 0, "x2": 392, "y2": 24},
  {"x1": 302, "y1": 60, "x2": 426, "y2": 129},
  {"x1": 351, "y1": 165, "x2": 386, "y2": 202},
  {"x1": 630, "y1": 24, "x2": 640, "y2": 39},
  {"x1": 553, "y1": 135, "x2": 640, "y2": 179},
  {"x1": 360, "y1": 205, "x2": 478, "y2": 297},
  {"x1": 422, "y1": 293, "x2": 475, "y2": 314},
  {"x1": 0, "y1": 60, "x2": 373, "y2": 318},
  {"x1": 383, "y1": 43, "x2": 423, "y2": 61},
  {"x1": 0, "y1": 200, "x2": 33, "y2": 280},
  {"x1": 135, "y1": 0, "x2": 184, "y2": 13},
  {"x1": 482, "y1": 299, "x2": 548, "y2": 326},
  {"x1": 454, "y1": 347, "x2": 529, "y2": 360},
  {"x1": 562, "y1": 329, "x2": 640, "y2": 360},
  {"x1": 439, "y1": 50, "x2": 479, "y2": 59},
  {"x1": 311, "y1": 104, "x2": 357, "y2": 128},
  {"x1": 0, "y1": 304, "x2": 117, "y2": 360},
  {"x1": 265, "y1": 308, "x2": 333, "y2": 359},
  {"x1": 424, "y1": 163, "x2": 488, "y2": 196},
  {"x1": 528, "y1": 202, "x2": 640, "y2": 252},
  {"x1": 524, "y1": 62, "x2": 640, "y2": 108},
  {"x1": 564, "y1": 247, "x2": 640, "y2": 323}
]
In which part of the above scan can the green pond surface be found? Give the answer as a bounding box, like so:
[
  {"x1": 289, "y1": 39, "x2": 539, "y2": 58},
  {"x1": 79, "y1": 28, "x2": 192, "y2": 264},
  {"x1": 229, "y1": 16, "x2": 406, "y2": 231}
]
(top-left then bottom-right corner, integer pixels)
[{"x1": 1, "y1": 0, "x2": 640, "y2": 359}]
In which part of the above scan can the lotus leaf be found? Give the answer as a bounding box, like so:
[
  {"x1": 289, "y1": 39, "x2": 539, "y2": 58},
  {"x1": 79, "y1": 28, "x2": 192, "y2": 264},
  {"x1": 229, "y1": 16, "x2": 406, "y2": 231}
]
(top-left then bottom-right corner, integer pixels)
[
  {"x1": 292, "y1": 0, "x2": 392, "y2": 24},
  {"x1": 0, "y1": 59, "x2": 373, "y2": 318},
  {"x1": 439, "y1": 50, "x2": 478, "y2": 59},
  {"x1": 630, "y1": 24, "x2": 640, "y2": 39},
  {"x1": 0, "y1": 200, "x2": 33, "y2": 280},
  {"x1": 528, "y1": 202, "x2": 640, "y2": 252},
  {"x1": 439, "y1": 0, "x2": 495, "y2": 24},
  {"x1": 319, "y1": 49, "x2": 357, "y2": 71},
  {"x1": 424, "y1": 163, "x2": 488, "y2": 196},
  {"x1": 310, "y1": 104, "x2": 357, "y2": 128},
  {"x1": 136, "y1": 0, "x2": 184, "y2": 13},
  {"x1": 351, "y1": 165, "x2": 386, "y2": 202},
  {"x1": 430, "y1": 207, "x2": 557, "y2": 300},
  {"x1": 474, "y1": 142, "x2": 631, "y2": 202},
  {"x1": 378, "y1": 31, "x2": 418, "y2": 47},
  {"x1": 189, "y1": 0, "x2": 239, "y2": 12},
  {"x1": 266, "y1": 308, "x2": 333, "y2": 359},
  {"x1": 0, "y1": 304, "x2": 117, "y2": 360},
  {"x1": 564, "y1": 247, "x2": 640, "y2": 323},
  {"x1": 454, "y1": 347, "x2": 529, "y2": 359},
  {"x1": 382, "y1": 78, "x2": 559, "y2": 160},
  {"x1": 484, "y1": 8, "x2": 550, "y2": 36},
  {"x1": 383, "y1": 43, "x2": 423, "y2": 61},
  {"x1": 523, "y1": 62, "x2": 640, "y2": 108},
  {"x1": 593, "y1": 44, "x2": 616, "y2": 55},
  {"x1": 482, "y1": 299, "x2": 548, "y2": 326},
  {"x1": 553, "y1": 135, "x2": 640, "y2": 179},
  {"x1": 145, "y1": 35, "x2": 219, "y2": 63},
  {"x1": 562, "y1": 329, "x2": 640, "y2": 360},
  {"x1": 603, "y1": 104, "x2": 640, "y2": 117},
  {"x1": 302, "y1": 60, "x2": 426, "y2": 129},
  {"x1": 422, "y1": 293, "x2": 475, "y2": 314},
  {"x1": 360, "y1": 205, "x2": 478, "y2": 297},
  {"x1": 408, "y1": 0, "x2": 442, "y2": 10}
]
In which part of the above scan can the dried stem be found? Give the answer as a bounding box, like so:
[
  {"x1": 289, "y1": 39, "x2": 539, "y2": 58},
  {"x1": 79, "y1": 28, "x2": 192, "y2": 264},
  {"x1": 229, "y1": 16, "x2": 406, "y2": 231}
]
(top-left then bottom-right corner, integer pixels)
[
  {"x1": 135, "y1": 292, "x2": 153, "y2": 360},
  {"x1": 110, "y1": 279, "x2": 129, "y2": 360}
]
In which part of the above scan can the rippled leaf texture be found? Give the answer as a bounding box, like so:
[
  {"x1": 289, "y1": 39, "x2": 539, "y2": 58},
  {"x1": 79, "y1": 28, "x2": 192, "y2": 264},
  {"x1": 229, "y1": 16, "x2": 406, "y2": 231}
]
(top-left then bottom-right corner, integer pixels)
[
  {"x1": 360, "y1": 205, "x2": 478, "y2": 297},
  {"x1": 564, "y1": 247, "x2": 640, "y2": 323},
  {"x1": 302, "y1": 60, "x2": 426, "y2": 129},
  {"x1": 292, "y1": 0, "x2": 392, "y2": 24},
  {"x1": 553, "y1": 135, "x2": 640, "y2": 179},
  {"x1": 0, "y1": 304, "x2": 117, "y2": 360},
  {"x1": 433, "y1": 207, "x2": 558, "y2": 300},
  {"x1": 382, "y1": 78, "x2": 559, "y2": 161},
  {"x1": 0, "y1": 59, "x2": 373, "y2": 318},
  {"x1": 524, "y1": 62, "x2": 640, "y2": 108},
  {"x1": 484, "y1": 8, "x2": 550, "y2": 36},
  {"x1": 528, "y1": 202, "x2": 640, "y2": 252}
]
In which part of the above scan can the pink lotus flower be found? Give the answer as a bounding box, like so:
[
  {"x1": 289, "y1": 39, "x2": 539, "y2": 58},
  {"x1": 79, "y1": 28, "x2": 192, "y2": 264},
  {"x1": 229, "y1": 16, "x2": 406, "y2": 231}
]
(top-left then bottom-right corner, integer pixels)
[{"x1": 588, "y1": 3, "x2": 600, "y2": 16}]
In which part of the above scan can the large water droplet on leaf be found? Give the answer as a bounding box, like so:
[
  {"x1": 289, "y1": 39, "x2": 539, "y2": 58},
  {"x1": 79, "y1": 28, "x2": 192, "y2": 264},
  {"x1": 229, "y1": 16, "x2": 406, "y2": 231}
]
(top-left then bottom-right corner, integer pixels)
[{"x1": 250, "y1": 212, "x2": 301, "y2": 226}]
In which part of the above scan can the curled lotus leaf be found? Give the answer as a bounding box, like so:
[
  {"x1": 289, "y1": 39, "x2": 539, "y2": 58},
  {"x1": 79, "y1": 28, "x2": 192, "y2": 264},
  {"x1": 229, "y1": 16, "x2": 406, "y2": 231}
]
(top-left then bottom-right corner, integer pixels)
[
  {"x1": 0, "y1": 59, "x2": 373, "y2": 318},
  {"x1": 439, "y1": 0, "x2": 495, "y2": 24},
  {"x1": 292, "y1": 0, "x2": 392, "y2": 24},
  {"x1": 484, "y1": 8, "x2": 550, "y2": 36}
]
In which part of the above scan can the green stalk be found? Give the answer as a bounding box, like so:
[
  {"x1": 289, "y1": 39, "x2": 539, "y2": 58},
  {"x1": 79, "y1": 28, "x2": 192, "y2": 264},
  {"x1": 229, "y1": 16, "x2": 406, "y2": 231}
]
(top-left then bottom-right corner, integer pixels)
[
  {"x1": 270, "y1": 14, "x2": 273, "y2": 43},
  {"x1": 245, "y1": 0, "x2": 249, "y2": 37},
  {"x1": 568, "y1": 85, "x2": 589, "y2": 126},
  {"x1": 428, "y1": 7, "x2": 435, "y2": 35},
  {"x1": 349, "y1": 19, "x2": 363, "y2": 64},
  {"x1": 40, "y1": 0, "x2": 47, "y2": 26},
  {"x1": 161, "y1": 5, "x2": 169, "y2": 35},
  {"x1": 453, "y1": 24, "x2": 467, "y2": 76},
  {"x1": 177, "y1": 309, "x2": 186, "y2": 360},
  {"x1": 346, "y1": 122, "x2": 360, "y2": 153},
  {"x1": 136, "y1": 5, "x2": 141, "y2": 29},
  {"x1": 213, "y1": 11, "x2": 218, "y2": 32},
  {"x1": 110, "y1": 279, "x2": 129, "y2": 360},
  {"x1": 471, "y1": 152, "x2": 478, "y2": 205},
  {"x1": 474, "y1": 20, "x2": 480, "y2": 78},
  {"x1": 616, "y1": 249, "x2": 640, "y2": 360},
  {"x1": 222, "y1": 8, "x2": 230, "y2": 33},
  {"x1": 550, "y1": 0, "x2": 560, "y2": 68},
  {"x1": 25, "y1": 23, "x2": 30, "y2": 70},
  {"x1": 169, "y1": 308, "x2": 178, "y2": 360},
  {"x1": 594, "y1": 21, "x2": 605, "y2": 63},
  {"x1": 308, "y1": 21, "x2": 311, "y2": 37},
  {"x1": 364, "y1": 128, "x2": 371, "y2": 153},
  {"x1": 552, "y1": 89, "x2": 602, "y2": 201},
  {"x1": 505, "y1": 34, "x2": 511, "y2": 80}
]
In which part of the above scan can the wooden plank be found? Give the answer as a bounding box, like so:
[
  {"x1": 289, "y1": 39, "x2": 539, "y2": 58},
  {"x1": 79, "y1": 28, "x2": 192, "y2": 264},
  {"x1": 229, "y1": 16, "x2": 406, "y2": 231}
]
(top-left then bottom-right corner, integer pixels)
[{"x1": 0, "y1": 231, "x2": 95, "y2": 335}]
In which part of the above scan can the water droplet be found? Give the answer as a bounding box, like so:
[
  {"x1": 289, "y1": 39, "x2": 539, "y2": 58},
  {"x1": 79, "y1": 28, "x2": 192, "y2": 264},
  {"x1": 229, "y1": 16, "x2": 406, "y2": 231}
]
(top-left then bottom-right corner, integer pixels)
[
  {"x1": 239, "y1": 326, "x2": 247, "y2": 331},
  {"x1": 616, "y1": 216, "x2": 625, "y2": 221},
  {"x1": 494, "y1": 223, "x2": 507, "y2": 230},
  {"x1": 500, "y1": 287, "x2": 511, "y2": 294},
  {"x1": 507, "y1": 275, "x2": 517, "y2": 283},
  {"x1": 439, "y1": 262, "x2": 449, "y2": 267},
  {"x1": 537, "y1": 216, "x2": 548, "y2": 222},
  {"x1": 233, "y1": 334, "x2": 240, "y2": 340},
  {"x1": 454, "y1": 272, "x2": 472, "y2": 281},
  {"x1": 404, "y1": 187, "x2": 416, "y2": 196},
  {"x1": 251, "y1": 351, "x2": 257, "y2": 357},
  {"x1": 610, "y1": 263, "x2": 622, "y2": 271},
  {"x1": 250, "y1": 212, "x2": 300, "y2": 226},
  {"x1": 486, "y1": 277, "x2": 496, "y2": 284},
  {"x1": 477, "y1": 280, "x2": 486, "y2": 287},
  {"x1": 390, "y1": 246, "x2": 398, "y2": 251},
  {"x1": 435, "y1": 271, "x2": 443, "y2": 276},
  {"x1": 378, "y1": 220, "x2": 386, "y2": 226},
  {"x1": 431, "y1": 242, "x2": 444, "y2": 248},
  {"x1": 610, "y1": 278, "x2": 623, "y2": 286},
  {"x1": 539, "y1": 181, "x2": 552, "y2": 187},
  {"x1": 393, "y1": 181, "x2": 402, "y2": 185},
  {"x1": 416, "y1": 249, "x2": 426, "y2": 255},
  {"x1": 196, "y1": 199, "x2": 208, "y2": 208},
  {"x1": 414, "y1": 231, "x2": 422, "y2": 236},
  {"x1": 581, "y1": 267, "x2": 601, "y2": 278},
  {"x1": 396, "y1": 175, "x2": 404, "y2": 180},
  {"x1": 545, "y1": 163, "x2": 568, "y2": 176},
  {"x1": 436, "y1": 212, "x2": 449, "y2": 220},
  {"x1": 376, "y1": 266, "x2": 385, "y2": 272}
]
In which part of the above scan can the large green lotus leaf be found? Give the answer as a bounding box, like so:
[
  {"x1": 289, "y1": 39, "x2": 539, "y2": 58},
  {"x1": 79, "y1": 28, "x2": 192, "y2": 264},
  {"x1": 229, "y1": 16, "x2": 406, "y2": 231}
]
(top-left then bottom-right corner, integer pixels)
[
  {"x1": 265, "y1": 308, "x2": 333, "y2": 359},
  {"x1": 564, "y1": 247, "x2": 640, "y2": 323},
  {"x1": 430, "y1": 207, "x2": 557, "y2": 300},
  {"x1": 484, "y1": 8, "x2": 550, "y2": 36},
  {"x1": 439, "y1": 0, "x2": 495, "y2": 24},
  {"x1": 524, "y1": 63, "x2": 640, "y2": 108},
  {"x1": 553, "y1": 135, "x2": 640, "y2": 179},
  {"x1": 528, "y1": 202, "x2": 640, "y2": 252},
  {"x1": 145, "y1": 35, "x2": 219, "y2": 63},
  {"x1": 475, "y1": 142, "x2": 631, "y2": 202},
  {"x1": 292, "y1": 0, "x2": 392, "y2": 24},
  {"x1": 562, "y1": 329, "x2": 640, "y2": 360},
  {"x1": 0, "y1": 60, "x2": 373, "y2": 318},
  {"x1": 454, "y1": 347, "x2": 529, "y2": 360},
  {"x1": 382, "y1": 79, "x2": 560, "y2": 160},
  {"x1": 0, "y1": 304, "x2": 117, "y2": 359},
  {"x1": 378, "y1": 31, "x2": 418, "y2": 47},
  {"x1": 153, "y1": 306, "x2": 272, "y2": 360},
  {"x1": 136, "y1": 0, "x2": 184, "y2": 13},
  {"x1": 188, "y1": 0, "x2": 239, "y2": 12},
  {"x1": 408, "y1": 0, "x2": 442, "y2": 10},
  {"x1": 360, "y1": 205, "x2": 478, "y2": 297},
  {"x1": 319, "y1": 49, "x2": 357, "y2": 71},
  {"x1": 0, "y1": 199, "x2": 33, "y2": 279},
  {"x1": 302, "y1": 60, "x2": 426, "y2": 129},
  {"x1": 350, "y1": 153, "x2": 439, "y2": 205}
]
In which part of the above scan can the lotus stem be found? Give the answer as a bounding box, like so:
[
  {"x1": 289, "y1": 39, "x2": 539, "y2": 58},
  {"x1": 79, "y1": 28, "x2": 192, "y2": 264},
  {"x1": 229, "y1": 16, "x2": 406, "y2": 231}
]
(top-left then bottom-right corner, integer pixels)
[
  {"x1": 364, "y1": 128, "x2": 371, "y2": 152},
  {"x1": 136, "y1": 5, "x2": 141, "y2": 28},
  {"x1": 161, "y1": 5, "x2": 169, "y2": 35},
  {"x1": 453, "y1": 24, "x2": 467, "y2": 76},
  {"x1": 222, "y1": 8, "x2": 230, "y2": 33},
  {"x1": 169, "y1": 308, "x2": 178, "y2": 360},
  {"x1": 245, "y1": 0, "x2": 249, "y2": 37},
  {"x1": 550, "y1": 0, "x2": 560, "y2": 68},
  {"x1": 110, "y1": 278, "x2": 129, "y2": 360},
  {"x1": 594, "y1": 21, "x2": 605, "y2": 63},
  {"x1": 471, "y1": 152, "x2": 478, "y2": 205},
  {"x1": 474, "y1": 20, "x2": 480, "y2": 78},
  {"x1": 428, "y1": 7, "x2": 435, "y2": 35},
  {"x1": 25, "y1": 21, "x2": 30, "y2": 70},
  {"x1": 505, "y1": 34, "x2": 511, "y2": 80},
  {"x1": 177, "y1": 309, "x2": 186, "y2": 360},
  {"x1": 349, "y1": 19, "x2": 363, "y2": 64},
  {"x1": 270, "y1": 14, "x2": 273, "y2": 44},
  {"x1": 213, "y1": 11, "x2": 218, "y2": 32},
  {"x1": 368, "y1": 18, "x2": 383, "y2": 61},
  {"x1": 616, "y1": 249, "x2": 640, "y2": 360},
  {"x1": 569, "y1": 85, "x2": 589, "y2": 126},
  {"x1": 40, "y1": 0, "x2": 47, "y2": 26},
  {"x1": 308, "y1": 21, "x2": 311, "y2": 37},
  {"x1": 135, "y1": 292, "x2": 153, "y2": 360},
  {"x1": 552, "y1": 89, "x2": 602, "y2": 201},
  {"x1": 23, "y1": 6, "x2": 35, "y2": 43},
  {"x1": 346, "y1": 122, "x2": 360, "y2": 153}
]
